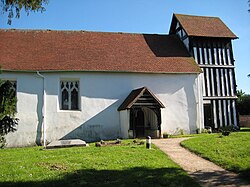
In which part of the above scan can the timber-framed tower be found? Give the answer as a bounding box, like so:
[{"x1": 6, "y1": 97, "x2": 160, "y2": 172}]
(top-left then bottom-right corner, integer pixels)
[{"x1": 170, "y1": 14, "x2": 238, "y2": 129}]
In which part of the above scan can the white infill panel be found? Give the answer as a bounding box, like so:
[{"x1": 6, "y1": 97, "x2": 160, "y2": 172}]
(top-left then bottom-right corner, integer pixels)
[
  {"x1": 232, "y1": 100, "x2": 237, "y2": 126},
  {"x1": 227, "y1": 48, "x2": 232, "y2": 65},
  {"x1": 223, "y1": 100, "x2": 228, "y2": 126},
  {"x1": 206, "y1": 68, "x2": 211, "y2": 96},
  {"x1": 208, "y1": 48, "x2": 212, "y2": 65},
  {"x1": 220, "y1": 69, "x2": 225, "y2": 96},
  {"x1": 216, "y1": 69, "x2": 221, "y2": 96},
  {"x1": 218, "y1": 100, "x2": 223, "y2": 127},
  {"x1": 227, "y1": 100, "x2": 232, "y2": 126},
  {"x1": 225, "y1": 69, "x2": 230, "y2": 96},
  {"x1": 229, "y1": 69, "x2": 234, "y2": 96},
  {"x1": 199, "y1": 47, "x2": 203, "y2": 64},
  {"x1": 193, "y1": 47, "x2": 198, "y2": 62},
  {"x1": 204, "y1": 47, "x2": 208, "y2": 64},
  {"x1": 218, "y1": 48, "x2": 222, "y2": 65},
  {"x1": 214, "y1": 47, "x2": 218, "y2": 65},
  {"x1": 222, "y1": 47, "x2": 227, "y2": 65},
  {"x1": 213, "y1": 100, "x2": 218, "y2": 128},
  {"x1": 201, "y1": 70, "x2": 206, "y2": 96},
  {"x1": 210, "y1": 68, "x2": 215, "y2": 96}
]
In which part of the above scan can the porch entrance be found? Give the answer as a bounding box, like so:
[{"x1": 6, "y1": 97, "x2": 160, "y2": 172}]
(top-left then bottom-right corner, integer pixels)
[
  {"x1": 118, "y1": 87, "x2": 165, "y2": 139},
  {"x1": 130, "y1": 107, "x2": 161, "y2": 138}
]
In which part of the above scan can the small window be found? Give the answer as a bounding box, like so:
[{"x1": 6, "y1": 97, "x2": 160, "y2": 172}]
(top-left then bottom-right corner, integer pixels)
[{"x1": 60, "y1": 81, "x2": 79, "y2": 110}]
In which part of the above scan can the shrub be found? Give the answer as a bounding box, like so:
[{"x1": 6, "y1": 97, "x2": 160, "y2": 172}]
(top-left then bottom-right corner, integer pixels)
[
  {"x1": 219, "y1": 125, "x2": 238, "y2": 132},
  {"x1": 0, "y1": 134, "x2": 6, "y2": 148},
  {"x1": 0, "y1": 80, "x2": 19, "y2": 148},
  {"x1": 163, "y1": 132, "x2": 170, "y2": 138}
]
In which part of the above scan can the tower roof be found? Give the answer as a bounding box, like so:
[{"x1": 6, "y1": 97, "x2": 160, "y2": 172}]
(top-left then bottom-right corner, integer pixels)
[{"x1": 170, "y1": 14, "x2": 238, "y2": 39}]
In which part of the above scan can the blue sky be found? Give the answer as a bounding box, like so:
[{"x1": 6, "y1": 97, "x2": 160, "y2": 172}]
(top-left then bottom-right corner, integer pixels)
[{"x1": 1, "y1": 0, "x2": 249, "y2": 93}]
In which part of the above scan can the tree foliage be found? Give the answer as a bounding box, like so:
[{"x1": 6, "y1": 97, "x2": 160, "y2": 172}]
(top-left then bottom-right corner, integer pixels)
[
  {"x1": 249, "y1": 0, "x2": 250, "y2": 12},
  {"x1": 0, "y1": 80, "x2": 18, "y2": 136},
  {"x1": 237, "y1": 90, "x2": 250, "y2": 115},
  {"x1": 1, "y1": 0, "x2": 48, "y2": 25}
]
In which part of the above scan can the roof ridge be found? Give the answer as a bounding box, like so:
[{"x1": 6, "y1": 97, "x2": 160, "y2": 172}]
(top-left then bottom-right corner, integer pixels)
[
  {"x1": 174, "y1": 13, "x2": 220, "y2": 19},
  {"x1": 0, "y1": 28, "x2": 167, "y2": 36}
]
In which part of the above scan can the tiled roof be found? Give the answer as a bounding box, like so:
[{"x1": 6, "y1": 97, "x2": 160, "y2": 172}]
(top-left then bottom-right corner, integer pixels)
[
  {"x1": 170, "y1": 14, "x2": 237, "y2": 39},
  {"x1": 118, "y1": 87, "x2": 165, "y2": 111},
  {"x1": 0, "y1": 29, "x2": 200, "y2": 73}
]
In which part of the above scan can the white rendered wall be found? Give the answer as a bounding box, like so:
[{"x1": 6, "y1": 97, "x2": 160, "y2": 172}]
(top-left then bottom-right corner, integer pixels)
[
  {"x1": 1, "y1": 71, "x2": 202, "y2": 147},
  {"x1": 0, "y1": 72, "x2": 44, "y2": 147},
  {"x1": 119, "y1": 110, "x2": 130, "y2": 139}
]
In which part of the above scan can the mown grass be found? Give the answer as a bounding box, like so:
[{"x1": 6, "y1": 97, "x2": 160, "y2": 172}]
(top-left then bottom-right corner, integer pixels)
[
  {"x1": 0, "y1": 140, "x2": 199, "y2": 187},
  {"x1": 181, "y1": 130, "x2": 250, "y2": 181}
]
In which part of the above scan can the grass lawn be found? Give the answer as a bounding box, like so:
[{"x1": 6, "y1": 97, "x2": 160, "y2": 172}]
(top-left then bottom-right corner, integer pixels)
[
  {"x1": 0, "y1": 140, "x2": 199, "y2": 187},
  {"x1": 181, "y1": 130, "x2": 250, "y2": 181}
]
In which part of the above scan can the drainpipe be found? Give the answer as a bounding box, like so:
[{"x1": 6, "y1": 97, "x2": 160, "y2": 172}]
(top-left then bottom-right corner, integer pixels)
[{"x1": 36, "y1": 71, "x2": 46, "y2": 148}]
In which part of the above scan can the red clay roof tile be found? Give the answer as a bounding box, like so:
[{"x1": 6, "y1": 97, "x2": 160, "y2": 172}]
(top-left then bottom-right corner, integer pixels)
[
  {"x1": 172, "y1": 14, "x2": 237, "y2": 39},
  {"x1": 0, "y1": 29, "x2": 200, "y2": 73}
]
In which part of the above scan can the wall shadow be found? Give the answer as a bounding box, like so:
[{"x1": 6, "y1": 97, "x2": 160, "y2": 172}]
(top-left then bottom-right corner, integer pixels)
[
  {"x1": 35, "y1": 93, "x2": 43, "y2": 146},
  {"x1": 143, "y1": 34, "x2": 190, "y2": 57},
  {"x1": 0, "y1": 167, "x2": 199, "y2": 187},
  {"x1": 60, "y1": 76, "x2": 200, "y2": 142},
  {"x1": 60, "y1": 101, "x2": 121, "y2": 142}
]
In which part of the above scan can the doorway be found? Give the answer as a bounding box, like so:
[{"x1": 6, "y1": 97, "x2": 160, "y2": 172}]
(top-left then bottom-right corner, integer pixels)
[
  {"x1": 134, "y1": 108, "x2": 145, "y2": 137},
  {"x1": 130, "y1": 107, "x2": 161, "y2": 138},
  {"x1": 204, "y1": 103, "x2": 213, "y2": 128}
]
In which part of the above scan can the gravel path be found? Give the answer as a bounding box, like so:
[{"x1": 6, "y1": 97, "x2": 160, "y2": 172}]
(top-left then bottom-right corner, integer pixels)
[{"x1": 152, "y1": 138, "x2": 250, "y2": 187}]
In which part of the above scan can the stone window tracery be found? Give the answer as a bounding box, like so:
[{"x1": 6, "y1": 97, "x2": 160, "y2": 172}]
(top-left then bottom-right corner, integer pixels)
[{"x1": 60, "y1": 81, "x2": 79, "y2": 110}]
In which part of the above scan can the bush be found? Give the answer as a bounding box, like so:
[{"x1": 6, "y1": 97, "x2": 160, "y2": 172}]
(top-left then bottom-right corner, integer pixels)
[
  {"x1": 222, "y1": 131, "x2": 230, "y2": 136},
  {"x1": 163, "y1": 132, "x2": 170, "y2": 138},
  {"x1": 0, "y1": 134, "x2": 6, "y2": 148},
  {"x1": 196, "y1": 128, "x2": 212, "y2": 134},
  {"x1": 0, "y1": 80, "x2": 19, "y2": 148},
  {"x1": 237, "y1": 94, "x2": 250, "y2": 115},
  {"x1": 219, "y1": 125, "x2": 238, "y2": 132}
]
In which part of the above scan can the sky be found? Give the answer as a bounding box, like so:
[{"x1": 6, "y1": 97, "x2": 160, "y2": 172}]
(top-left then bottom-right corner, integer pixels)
[{"x1": 1, "y1": 0, "x2": 250, "y2": 93}]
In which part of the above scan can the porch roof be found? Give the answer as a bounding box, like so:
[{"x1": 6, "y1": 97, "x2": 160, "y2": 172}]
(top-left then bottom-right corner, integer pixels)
[{"x1": 118, "y1": 87, "x2": 165, "y2": 111}]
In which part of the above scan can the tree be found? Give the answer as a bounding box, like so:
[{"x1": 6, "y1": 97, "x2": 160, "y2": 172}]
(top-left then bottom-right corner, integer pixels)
[
  {"x1": 0, "y1": 80, "x2": 18, "y2": 147},
  {"x1": 237, "y1": 90, "x2": 250, "y2": 115},
  {"x1": 1, "y1": 0, "x2": 48, "y2": 25},
  {"x1": 249, "y1": 0, "x2": 250, "y2": 12},
  {"x1": 237, "y1": 89, "x2": 245, "y2": 102}
]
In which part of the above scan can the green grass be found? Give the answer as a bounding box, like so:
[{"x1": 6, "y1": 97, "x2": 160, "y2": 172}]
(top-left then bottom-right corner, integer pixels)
[
  {"x1": 0, "y1": 140, "x2": 199, "y2": 187},
  {"x1": 181, "y1": 131, "x2": 250, "y2": 180}
]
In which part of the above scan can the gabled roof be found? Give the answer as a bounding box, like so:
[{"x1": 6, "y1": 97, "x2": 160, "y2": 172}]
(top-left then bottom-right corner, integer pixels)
[
  {"x1": 118, "y1": 87, "x2": 165, "y2": 111},
  {"x1": 0, "y1": 29, "x2": 201, "y2": 74},
  {"x1": 169, "y1": 14, "x2": 238, "y2": 39}
]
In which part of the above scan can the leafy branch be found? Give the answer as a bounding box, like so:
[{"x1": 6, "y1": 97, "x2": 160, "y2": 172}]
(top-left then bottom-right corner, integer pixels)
[{"x1": 1, "y1": 0, "x2": 48, "y2": 24}]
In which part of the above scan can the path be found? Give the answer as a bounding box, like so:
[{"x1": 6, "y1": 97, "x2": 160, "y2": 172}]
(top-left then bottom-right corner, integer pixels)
[{"x1": 152, "y1": 138, "x2": 250, "y2": 187}]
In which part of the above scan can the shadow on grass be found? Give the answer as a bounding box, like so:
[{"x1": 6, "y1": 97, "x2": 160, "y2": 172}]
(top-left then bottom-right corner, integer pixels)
[
  {"x1": 190, "y1": 170, "x2": 250, "y2": 186},
  {"x1": 240, "y1": 128, "x2": 250, "y2": 132},
  {"x1": 1, "y1": 167, "x2": 199, "y2": 187}
]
